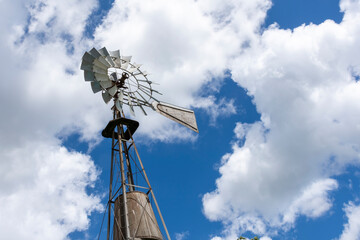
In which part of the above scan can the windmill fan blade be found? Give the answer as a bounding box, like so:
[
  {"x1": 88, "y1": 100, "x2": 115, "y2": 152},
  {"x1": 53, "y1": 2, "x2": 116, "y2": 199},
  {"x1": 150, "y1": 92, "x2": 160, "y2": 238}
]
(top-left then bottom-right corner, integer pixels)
[
  {"x1": 119, "y1": 89, "x2": 124, "y2": 102},
  {"x1": 95, "y1": 73, "x2": 109, "y2": 82},
  {"x1": 82, "y1": 52, "x2": 95, "y2": 63},
  {"x1": 102, "y1": 91, "x2": 112, "y2": 104},
  {"x1": 105, "y1": 56, "x2": 116, "y2": 67},
  {"x1": 84, "y1": 71, "x2": 95, "y2": 82},
  {"x1": 122, "y1": 56, "x2": 132, "y2": 62},
  {"x1": 99, "y1": 81, "x2": 114, "y2": 89},
  {"x1": 151, "y1": 101, "x2": 199, "y2": 133},
  {"x1": 110, "y1": 72, "x2": 117, "y2": 81},
  {"x1": 108, "y1": 85, "x2": 118, "y2": 96},
  {"x1": 91, "y1": 81, "x2": 102, "y2": 93},
  {"x1": 133, "y1": 63, "x2": 142, "y2": 69},
  {"x1": 98, "y1": 47, "x2": 110, "y2": 56},
  {"x1": 98, "y1": 56, "x2": 111, "y2": 67},
  {"x1": 121, "y1": 56, "x2": 132, "y2": 70},
  {"x1": 89, "y1": 48, "x2": 102, "y2": 58},
  {"x1": 93, "y1": 59, "x2": 108, "y2": 70},
  {"x1": 115, "y1": 99, "x2": 122, "y2": 111},
  {"x1": 121, "y1": 61, "x2": 129, "y2": 70},
  {"x1": 109, "y1": 50, "x2": 120, "y2": 59},
  {"x1": 114, "y1": 59, "x2": 121, "y2": 68},
  {"x1": 80, "y1": 60, "x2": 92, "y2": 71},
  {"x1": 92, "y1": 65, "x2": 107, "y2": 75}
]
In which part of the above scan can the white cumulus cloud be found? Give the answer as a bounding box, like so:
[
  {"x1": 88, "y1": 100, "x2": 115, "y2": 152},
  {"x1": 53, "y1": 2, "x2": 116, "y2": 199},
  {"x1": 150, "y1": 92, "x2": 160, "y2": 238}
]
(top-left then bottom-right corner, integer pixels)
[
  {"x1": 203, "y1": 0, "x2": 360, "y2": 238},
  {"x1": 0, "y1": 0, "x2": 103, "y2": 239},
  {"x1": 0, "y1": 141, "x2": 102, "y2": 240},
  {"x1": 339, "y1": 202, "x2": 360, "y2": 240}
]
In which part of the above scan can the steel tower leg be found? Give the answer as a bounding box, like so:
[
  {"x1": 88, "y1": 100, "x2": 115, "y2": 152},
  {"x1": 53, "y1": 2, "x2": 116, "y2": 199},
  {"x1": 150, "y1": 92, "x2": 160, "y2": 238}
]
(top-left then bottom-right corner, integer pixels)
[
  {"x1": 107, "y1": 109, "x2": 116, "y2": 240},
  {"x1": 117, "y1": 121, "x2": 131, "y2": 240}
]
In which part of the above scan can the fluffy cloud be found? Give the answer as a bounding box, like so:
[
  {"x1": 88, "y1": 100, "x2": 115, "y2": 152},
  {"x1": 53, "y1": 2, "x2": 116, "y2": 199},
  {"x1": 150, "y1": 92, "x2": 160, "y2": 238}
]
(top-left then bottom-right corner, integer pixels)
[
  {"x1": 0, "y1": 141, "x2": 102, "y2": 240},
  {"x1": 339, "y1": 202, "x2": 360, "y2": 240},
  {"x1": 0, "y1": 0, "x2": 103, "y2": 239},
  {"x1": 175, "y1": 231, "x2": 189, "y2": 240},
  {"x1": 193, "y1": 96, "x2": 237, "y2": 125},
  {"x1": 203, "y1": 0, "x2": 360, "y2": 238}
]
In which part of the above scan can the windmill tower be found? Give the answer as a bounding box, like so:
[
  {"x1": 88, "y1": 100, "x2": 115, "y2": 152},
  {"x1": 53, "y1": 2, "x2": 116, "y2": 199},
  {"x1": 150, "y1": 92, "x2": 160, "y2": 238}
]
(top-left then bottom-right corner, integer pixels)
[{"x1": 80, "y1": 47, "x2": 199, "y2": 240}]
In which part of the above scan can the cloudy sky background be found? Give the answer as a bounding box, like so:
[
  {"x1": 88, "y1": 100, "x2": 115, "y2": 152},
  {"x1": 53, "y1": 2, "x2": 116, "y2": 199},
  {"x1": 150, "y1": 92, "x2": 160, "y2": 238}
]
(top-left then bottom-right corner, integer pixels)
[{"x1": 1, "y1": 0, "x2": 360, "y2": 239}]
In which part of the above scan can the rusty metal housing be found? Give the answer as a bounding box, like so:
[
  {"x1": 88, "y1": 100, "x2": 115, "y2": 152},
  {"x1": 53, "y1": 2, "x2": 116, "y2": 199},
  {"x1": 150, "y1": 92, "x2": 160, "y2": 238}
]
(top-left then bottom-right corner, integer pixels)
[{"x1": 113, "y1": 191, "x2": 163, "y2": 240}]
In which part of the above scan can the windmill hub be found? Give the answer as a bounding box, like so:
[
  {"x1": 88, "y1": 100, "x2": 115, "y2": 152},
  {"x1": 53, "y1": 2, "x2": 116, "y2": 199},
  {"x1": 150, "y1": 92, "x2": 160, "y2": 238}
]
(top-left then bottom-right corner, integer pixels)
[{"x1": 111, "y1": 72, "x2": 129, "y2": 89}]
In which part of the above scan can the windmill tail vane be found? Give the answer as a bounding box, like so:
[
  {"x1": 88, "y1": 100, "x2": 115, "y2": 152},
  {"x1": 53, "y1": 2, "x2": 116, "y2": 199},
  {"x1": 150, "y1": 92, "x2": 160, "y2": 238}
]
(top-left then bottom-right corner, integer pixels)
[{"x1": 80, "y1": 47, "x2": 199, "y2": 240}]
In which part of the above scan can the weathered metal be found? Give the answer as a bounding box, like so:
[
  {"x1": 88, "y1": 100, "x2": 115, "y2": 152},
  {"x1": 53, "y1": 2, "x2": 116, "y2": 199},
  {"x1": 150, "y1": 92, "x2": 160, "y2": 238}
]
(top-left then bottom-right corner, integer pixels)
[
  {"x1": 117, "y1": 122, "x2": 131, "y2": 239},
  {"x1": 113, "y1": 191, "x2": 163, "y2": 240},
  {"x1": 152, "y1": 101, "x2": 199, "y2": 133},
  {"x1": 102, "y1": 118, "x2": 139, "y2": 139}
]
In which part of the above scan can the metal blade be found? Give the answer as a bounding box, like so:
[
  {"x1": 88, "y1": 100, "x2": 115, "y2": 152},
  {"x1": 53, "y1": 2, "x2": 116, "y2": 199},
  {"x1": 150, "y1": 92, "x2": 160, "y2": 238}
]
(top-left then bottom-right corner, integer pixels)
[
  {"x1": 82, "y1": 52, "x2": 95, "y2": 63},
  {"x1": 119, "y1": 89, "x2": 124, "y2": 103},
  {"x1": 115, "y1": 99, "x2": 122, "y2": 111},
  {"x1": 92, "y1": 65, "x2": 107, "y2": 75},
  {"x1": 98, "y1": 56, "x2": 111, "y2": 67},
  {"x1": 122, "y1": 56, "x2": 132, "y2": 62},
  {"x1": 152, "y1": 101, "x2": 199, "y2": 133},
  {"x1": 93, "y1": 59, "x2": 108, "y2": 70},
  {"x1": 114, "y1": 58, "x2": 121, "y2": 68},
  {"x1": 108, "y1": 85, "x2": 118, "y2": 96},
  {"x1": 110, "y1": 72, "x2": 117, "y2": 81},
  {"x1": 102, "y1": 91, "x2": 112, "y2": 104},
  {"x1": 109, "y1": 50, "x2": 120, "y2": 59},
  {"x1": 121, "y1": 61, "x2": 129, "y2": 70},
  {"x1": 99, "y1": 81, "x2": 114, "y2": 89},
  {"x1": 89, "y1": 48, "x2": 102, "y2": 58},
  {"x1": 84, "y1": 71, "x2": 95, "y2": 82},
  {"x1": 98, "y1": 47, "x2": 110, "y2": 56},
  {"x1": 91, "y1": 81, "x2": 102, "y2": 93},
  {"x1": 80, "y1": 60, "x2": 93, "y2": 71},
  {"x1": 105, "y1": 56, "x2": 115, "y2": 67},
  {"x1": 95, "y1": 73, "x2": 109, "y2": 82}
]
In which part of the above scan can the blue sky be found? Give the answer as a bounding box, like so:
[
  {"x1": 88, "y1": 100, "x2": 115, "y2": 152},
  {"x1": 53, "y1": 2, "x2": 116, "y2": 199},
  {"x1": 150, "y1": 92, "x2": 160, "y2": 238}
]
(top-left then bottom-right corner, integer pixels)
[{"x1": 1, "y1": 0, "x2": 360, "y2": 240}]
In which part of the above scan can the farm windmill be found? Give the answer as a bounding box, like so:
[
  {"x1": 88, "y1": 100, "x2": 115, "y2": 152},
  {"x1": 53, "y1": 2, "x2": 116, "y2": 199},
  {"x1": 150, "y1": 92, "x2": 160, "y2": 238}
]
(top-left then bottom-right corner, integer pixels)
[{"x1": 80, "y1": 47, "x2": 198, "y2": 240}]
